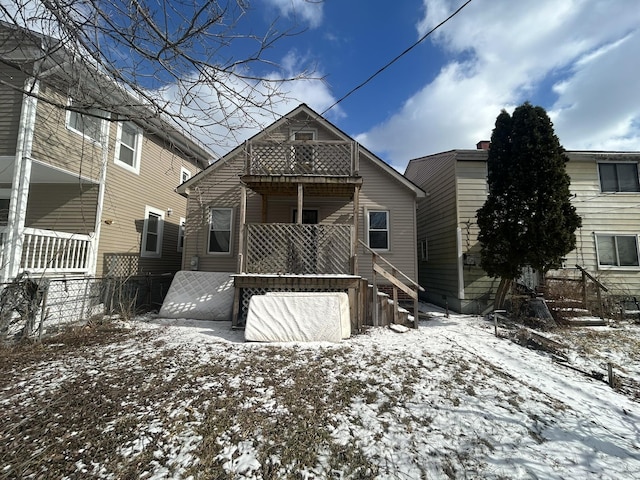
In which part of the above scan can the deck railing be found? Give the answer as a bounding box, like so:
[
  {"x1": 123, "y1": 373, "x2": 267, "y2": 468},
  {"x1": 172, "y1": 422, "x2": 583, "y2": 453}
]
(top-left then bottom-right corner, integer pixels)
[
  {"x1": 244, "y1": 223, "x2": 353, "y2": 274},
  {"x1": 21, "y1": 227, "x2": 92, "y2": 274},
  {"x1": 246, "y1": 140, "x2": 356, "y2": 176}
]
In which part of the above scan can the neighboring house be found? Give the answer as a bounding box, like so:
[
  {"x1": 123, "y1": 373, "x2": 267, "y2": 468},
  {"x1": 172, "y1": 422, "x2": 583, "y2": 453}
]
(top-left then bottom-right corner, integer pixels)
[
  {"x1": 177, "y1": 104, "x2": 425, "y2": 327},
  {"x1": 0, "y1": 24, "x2": 212, "y2": 283},
  {"x1": 405, "y1": 143, "x2": 640, "y2": 314}
]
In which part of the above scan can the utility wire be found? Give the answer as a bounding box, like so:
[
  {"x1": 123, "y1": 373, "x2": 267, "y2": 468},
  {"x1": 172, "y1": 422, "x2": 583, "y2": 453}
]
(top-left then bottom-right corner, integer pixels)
[{"x1": 321, "y1": 0, "x2": 475, "y2": 116}]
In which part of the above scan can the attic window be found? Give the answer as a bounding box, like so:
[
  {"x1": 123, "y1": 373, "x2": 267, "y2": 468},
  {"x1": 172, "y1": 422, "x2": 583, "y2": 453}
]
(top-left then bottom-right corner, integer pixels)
[{"x1": 290, "y1": 129, "x2": 316, "y2": 174}]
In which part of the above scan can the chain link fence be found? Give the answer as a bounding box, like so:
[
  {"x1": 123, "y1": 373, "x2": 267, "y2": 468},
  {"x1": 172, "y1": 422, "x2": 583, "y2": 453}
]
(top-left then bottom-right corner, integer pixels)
[{"x1": 1, "y1": 273, "x2": 174, "y2": 340}]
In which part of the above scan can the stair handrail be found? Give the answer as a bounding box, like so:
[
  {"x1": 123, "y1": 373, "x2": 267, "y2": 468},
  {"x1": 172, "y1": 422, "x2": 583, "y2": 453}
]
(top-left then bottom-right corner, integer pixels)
[
  {"x1": 575, "y1": 264, "x2": 608, "y2": 319},
  {"x1": 359, "y1": 239, "x2": 424, "y2": 328}
]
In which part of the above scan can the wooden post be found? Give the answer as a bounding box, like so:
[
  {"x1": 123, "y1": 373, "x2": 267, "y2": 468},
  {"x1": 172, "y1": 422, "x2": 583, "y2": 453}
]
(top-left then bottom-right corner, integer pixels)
[
  {"x1": 608, "y1": 363, "x2": 614, "y2": 388},
  {"x1": 392, "y1": 267, "x2": 399, "y2": 324},
  {"x1": 372, "y1": 254, "x2": 379, "y2": 327},
  {"x1": 352, "y1": 184, "x2": 360, "y2": 275},
  {"x1": 581, "y1": 270, "x2": 587, "y2": 309},
  {"x1": 261, "y1": 194, "x2": 268, "y2": 223},
  {"x1": 297, "y1": 184, "x2": 303, "y2": 224},
  {"x1": 413, "y1": 292, "x2": 419, "y2": 329},
  {"x1": 238, "y1": 184, "x2": 247, "y2": 273}
]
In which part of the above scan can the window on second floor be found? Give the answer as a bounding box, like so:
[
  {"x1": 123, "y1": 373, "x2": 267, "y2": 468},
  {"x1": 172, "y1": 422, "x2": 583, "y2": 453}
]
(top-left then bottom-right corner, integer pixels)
[
  {"x1": 180, "y1": 166, "x2": 191, "y2": 184},
  {"x1": 367, "y1": 210, "x2": 389, "y2": 250},
  {"x1": 598, "y1": 162, "x2": 640, "y2": 192},
  {"x1": 595, "y1": 234, "x2": 639, "y2": 268},
  {"x1": 66, "y1": 106, "x2": 107, "y2": 144},
  {"x1": 141, "y1": 206, "x2": 164, "y2": 258},
  {"x1": 114, "y1": 121, "x2": 143, "y2": 174}
]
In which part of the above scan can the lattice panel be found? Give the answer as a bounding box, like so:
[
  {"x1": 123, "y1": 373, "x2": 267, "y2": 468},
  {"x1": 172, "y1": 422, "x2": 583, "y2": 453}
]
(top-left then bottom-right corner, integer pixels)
[
  {"x1": 239, "y1": 286, "x2": 346, "y2": 323},
  {"x1": 246, "y1": 223, "x2": 352, "y2": 274},
  {"x1": 248, "y1": 141, "x2": 353, "y2": 176}
]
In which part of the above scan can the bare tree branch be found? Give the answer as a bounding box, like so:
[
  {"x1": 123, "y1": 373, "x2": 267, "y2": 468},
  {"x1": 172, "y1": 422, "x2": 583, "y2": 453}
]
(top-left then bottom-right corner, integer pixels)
[{"x1": 0, "y1": 0, "x2": 320, "y2": 151}]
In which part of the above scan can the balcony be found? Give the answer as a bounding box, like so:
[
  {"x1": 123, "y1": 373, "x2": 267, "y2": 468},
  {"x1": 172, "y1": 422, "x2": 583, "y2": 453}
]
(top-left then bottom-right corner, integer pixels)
[{"x1": 242, "y1": 141, "x2": 362, "y2": 197}]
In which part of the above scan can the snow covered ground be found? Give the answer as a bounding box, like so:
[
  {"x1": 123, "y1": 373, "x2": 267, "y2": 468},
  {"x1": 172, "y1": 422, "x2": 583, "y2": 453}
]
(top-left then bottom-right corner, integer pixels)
[{"x1": 1, "y1": 306, "x2": 639, "y2": 479}]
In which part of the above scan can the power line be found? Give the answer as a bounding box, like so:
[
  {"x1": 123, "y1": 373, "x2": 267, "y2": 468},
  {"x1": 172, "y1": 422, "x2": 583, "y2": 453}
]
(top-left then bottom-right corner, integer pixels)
[{"x1": 321, "y1": 0, "x2": 475, "y2": 116}]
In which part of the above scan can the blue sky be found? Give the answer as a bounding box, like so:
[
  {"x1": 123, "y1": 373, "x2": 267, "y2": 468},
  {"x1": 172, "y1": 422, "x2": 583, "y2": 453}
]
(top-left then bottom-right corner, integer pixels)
[
  {"x1": 229, "y1": 0, "x2": 640, "y2": 171},
  {"x1": 5, "y1": 0, "x2": 640, "y2": 171}
]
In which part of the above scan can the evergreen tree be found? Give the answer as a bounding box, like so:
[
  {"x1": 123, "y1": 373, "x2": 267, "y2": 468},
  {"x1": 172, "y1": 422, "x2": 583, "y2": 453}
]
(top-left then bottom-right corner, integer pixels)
[{"x1": 476, "y1": 102, "x2": 582, "y2": 282}]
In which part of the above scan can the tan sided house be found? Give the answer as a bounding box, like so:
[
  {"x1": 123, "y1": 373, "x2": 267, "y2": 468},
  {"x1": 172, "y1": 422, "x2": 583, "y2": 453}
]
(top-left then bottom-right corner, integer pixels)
[
  {"x1": 0, "y1": 24, "x2": 212, "y2": 286},
  {"x1": 177, "y1": 104, "x2": 425, "y2": 330},
  {"x1": 405, "y1": 143, "x2": 640, "y2": 315}
]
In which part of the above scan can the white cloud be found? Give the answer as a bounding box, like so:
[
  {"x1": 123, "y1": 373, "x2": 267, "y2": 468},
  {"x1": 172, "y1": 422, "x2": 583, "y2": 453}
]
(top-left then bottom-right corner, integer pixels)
[
  {"x1": 150, "y1": 50, "x2": 340, "y2": 158},
  {"x1": 358, "y1": 0, "x2": 640, "y2": 170},
  {"x1": 264, "y1": 0, "x2": 324, "y2": 29}
]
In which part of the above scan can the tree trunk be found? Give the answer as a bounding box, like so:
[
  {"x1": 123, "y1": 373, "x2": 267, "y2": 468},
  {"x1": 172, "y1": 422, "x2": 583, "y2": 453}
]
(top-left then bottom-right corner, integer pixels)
[{"x1": 494, "y1": 277, "x2": 513, "y2": 310}]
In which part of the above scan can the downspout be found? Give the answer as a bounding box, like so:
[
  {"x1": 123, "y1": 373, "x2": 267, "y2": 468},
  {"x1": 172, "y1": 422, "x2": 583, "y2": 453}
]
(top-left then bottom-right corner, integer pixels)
[
  {"x1": 3, "y1": 77, "x2": 39, "y2": 282},
  {"x1": 457, "y1": 226, "x2": 465, "y2": 300}
]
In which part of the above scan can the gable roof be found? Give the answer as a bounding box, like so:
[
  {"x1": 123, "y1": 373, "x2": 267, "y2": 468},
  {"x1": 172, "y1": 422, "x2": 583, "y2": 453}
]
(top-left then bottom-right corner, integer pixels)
[{"x1": 177, "y1": 103, "x2": 425, "y2": 197}]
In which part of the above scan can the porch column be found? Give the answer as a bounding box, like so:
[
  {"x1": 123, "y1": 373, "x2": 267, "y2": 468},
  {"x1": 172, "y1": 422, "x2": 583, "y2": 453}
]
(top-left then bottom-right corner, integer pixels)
[
  {"x1": 3, "y1": 78, "x2": 39, "y2": 282},
  {"x1": 352, "y1": 184, "x2": 360, "y2": 275},
  {"x1": 237, "y1": 184, "x2": 247, "y2": 273},
  {"x1": 87, "y1": 122, "x2": 111, "y2": 276},
  {"x1": 296, "y1": 184, "x2": 303, "y2": 224}
]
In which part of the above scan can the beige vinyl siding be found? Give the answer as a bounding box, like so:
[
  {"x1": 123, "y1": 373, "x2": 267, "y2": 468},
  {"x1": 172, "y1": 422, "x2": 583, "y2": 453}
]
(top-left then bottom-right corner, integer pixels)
[
  {"x1": 406, "y1": 153, "x2": 459, "y2": 308},
  {"x1": 357, "y1": 154, "x2": 417, "y2": 284},
  {"x1": 182, "y1": 154, "x2": 249, "y2": 273},
  {"x1": 97, "y1": 130, "x2": 197, "y2": 276},
  {"x1": 25, "y1": 183, "x2": 98, "y2": 233},
  {"x1": 0, "y1": 65, "x2": 26, "y2": 155},
  {"x1": 456, "y1": 160, "x2": 498, "y2": 313},
  {"x1": 31, "y1": 85, "x2": 104, "y2": 182},
  {"x1": 550, "y1": 153, "x2": 640, "y2": 297},
  {"x1": 182, "y1": 111, "x2": 420, "y2": 284}
]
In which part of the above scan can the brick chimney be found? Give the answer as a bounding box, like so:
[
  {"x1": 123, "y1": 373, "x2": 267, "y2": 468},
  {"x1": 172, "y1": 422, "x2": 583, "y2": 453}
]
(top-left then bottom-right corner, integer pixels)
[{"x1": 476, "y1": 140, "x2": 490, "y2": 150}]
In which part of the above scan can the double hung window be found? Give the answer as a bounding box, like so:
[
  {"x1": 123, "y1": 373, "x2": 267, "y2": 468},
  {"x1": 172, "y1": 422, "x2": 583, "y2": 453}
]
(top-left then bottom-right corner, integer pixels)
[{"x1": 208, "y1": 208, "x2": 233, "y2": 254}]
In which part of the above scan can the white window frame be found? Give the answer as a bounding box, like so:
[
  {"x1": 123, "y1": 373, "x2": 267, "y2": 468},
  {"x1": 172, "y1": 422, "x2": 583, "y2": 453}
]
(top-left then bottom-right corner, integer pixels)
[
  {"x1": 594, "y1": 233, "x2": 640, "y2": 269},
  {"x1": 597, "y1": 161, "x2": 640, "y2": 193},
  {"x1": 366, "y1": 209, "x2": 390, "y2": 251},
  {"x1": 65, "y1": 101, "x2": 108, "y2": 145},
  {"x1": 180, "y1": 166, "x2": 191, "y2": 184},
  {"x1": 208, "y1": 207, "x2": 233, "y2": 255},
  {"x1": 114, "y1": 121, "x2": 143, "y2": 174},
  {"x1": 141, "y1": 206, "x2": 164, "y2": 258},
  {"x1": 177, "y1": 217, "x2": 186, "y2": 252}
]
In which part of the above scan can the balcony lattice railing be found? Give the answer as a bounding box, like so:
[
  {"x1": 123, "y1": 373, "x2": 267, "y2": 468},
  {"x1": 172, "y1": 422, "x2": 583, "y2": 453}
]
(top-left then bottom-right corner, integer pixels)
[
  {"x1": 245, "y1": 223, "x2": 353, "y2": 274},
  {"x1": 20, "y1": 227, "x2": 92, "y2": 274},
  {"x1": 246, "y1": 141, "x2": 355, "y2": 176}
]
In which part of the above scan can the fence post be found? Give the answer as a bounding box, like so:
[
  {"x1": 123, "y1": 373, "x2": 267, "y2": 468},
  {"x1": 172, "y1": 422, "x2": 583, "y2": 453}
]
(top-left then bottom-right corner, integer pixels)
[{"x1": 372, "y1": 254, "x2": 379, "y2": 327}]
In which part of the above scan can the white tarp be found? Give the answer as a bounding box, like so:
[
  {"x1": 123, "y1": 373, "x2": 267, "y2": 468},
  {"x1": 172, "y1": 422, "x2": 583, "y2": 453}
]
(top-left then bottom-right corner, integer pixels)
[
  {"x1": 159, "y1": 271, "x2": 234, "y2": 320},
  {"x1": 245, "y1": 292, "x2": 350, "y2": 342}
]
